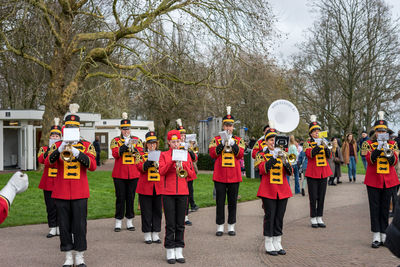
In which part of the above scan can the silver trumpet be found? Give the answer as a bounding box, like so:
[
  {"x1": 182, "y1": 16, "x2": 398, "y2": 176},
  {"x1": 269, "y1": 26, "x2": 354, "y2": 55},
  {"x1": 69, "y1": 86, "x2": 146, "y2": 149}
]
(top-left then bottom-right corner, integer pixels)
[
  {"x1": 383, "y1": 142, "x2": 393, "y2": 157},
  {"x1": 176, "y1": 161, "x2": 188, "y2": 178},
  {"x1": 321, "y1": 139, "x2": 333, "y2": 150}
]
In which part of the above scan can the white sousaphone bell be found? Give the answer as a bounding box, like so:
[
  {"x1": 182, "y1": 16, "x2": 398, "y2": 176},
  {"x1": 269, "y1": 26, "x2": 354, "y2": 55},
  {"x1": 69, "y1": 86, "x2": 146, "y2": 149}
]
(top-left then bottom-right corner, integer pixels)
[{"x1": 267, "y1": 99, "x2": 300, "y2": 164}]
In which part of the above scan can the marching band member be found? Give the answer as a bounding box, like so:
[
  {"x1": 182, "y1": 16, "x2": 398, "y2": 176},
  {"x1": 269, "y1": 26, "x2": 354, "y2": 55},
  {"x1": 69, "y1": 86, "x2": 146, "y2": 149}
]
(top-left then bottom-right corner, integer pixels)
[
  {"x1": 46, "y1": 103, "x2": 97, "y2": 267},
  {"x1": 160, "y1": 130, "x2": 196, "y2": 264},
  {"x1": 252, "y1": 124, "x2": 270, "y2": 159},
  {"x1": 136, "y1": 131, "x2": 163, "y2": 244},
  {"x1": 304, "y1": 115, "x2": 332, "y2": 228},
  {"x1": 110, "y1": 112, "x2": 144, "y2": 232},
  {"x1": 176, "y1": 119, "x2": 199, "y2": 226},
  {"x1": 362, "y1": 111, "x2": 399, "y2": 248},
  {"x1": 255, "y1": 126, "x2": 292, "y2": 255},
  {"x1": 0, "y1": 172, "x2": 29, "y2": 224},
  {"x1": 209, "y1": 106, "x2": 245, "y2": 236},
  {"x1": 38, "y1": 117, "x2": 62, "y2": 238}
]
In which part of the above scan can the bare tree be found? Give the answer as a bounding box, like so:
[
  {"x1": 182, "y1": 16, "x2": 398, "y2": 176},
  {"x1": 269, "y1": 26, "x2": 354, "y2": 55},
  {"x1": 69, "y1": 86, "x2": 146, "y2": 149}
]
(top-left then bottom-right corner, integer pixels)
[
  {"x1": 291, "y1": 0, "x2": 400, "y2": 136},
  {"x1": 0, "y1": 0, "x2": 275, "y2": 145}
]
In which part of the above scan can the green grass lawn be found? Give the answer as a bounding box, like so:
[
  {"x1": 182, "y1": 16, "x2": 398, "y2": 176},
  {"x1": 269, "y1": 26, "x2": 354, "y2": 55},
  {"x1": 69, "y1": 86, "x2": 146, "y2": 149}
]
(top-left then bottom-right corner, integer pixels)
[
  {"x1": 340, "y1": 155, "x2": 367, "y2": 176},
  {"x1": 0, "y1": 171, "x2": 260, "y2": 228}
]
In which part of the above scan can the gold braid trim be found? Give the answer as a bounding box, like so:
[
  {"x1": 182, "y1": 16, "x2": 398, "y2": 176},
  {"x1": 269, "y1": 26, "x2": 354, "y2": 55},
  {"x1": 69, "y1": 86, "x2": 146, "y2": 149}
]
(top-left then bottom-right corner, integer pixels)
[
  {"x1": 209, "y1": 138, "x2": 217, "y2": 148},
  {"x1": 238, "y1": 138, "x2": 245, "y2": 149},
  {"x1": 110, "y1": 138, "x2": 118, "y2": 149},
  {"x1": 361, "y1": 141, "x2": 371, "y2": 156},
  {"x1": 254, "y1": 153, "x2": 264, "y2": 168}
]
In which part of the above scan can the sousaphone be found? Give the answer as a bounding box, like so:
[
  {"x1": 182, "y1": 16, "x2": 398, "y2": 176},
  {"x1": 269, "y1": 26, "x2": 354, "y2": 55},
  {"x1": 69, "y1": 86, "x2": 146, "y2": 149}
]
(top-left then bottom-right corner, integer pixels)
[{"x1": 267, "y1": 99, "x2": 300, "y2": 133}]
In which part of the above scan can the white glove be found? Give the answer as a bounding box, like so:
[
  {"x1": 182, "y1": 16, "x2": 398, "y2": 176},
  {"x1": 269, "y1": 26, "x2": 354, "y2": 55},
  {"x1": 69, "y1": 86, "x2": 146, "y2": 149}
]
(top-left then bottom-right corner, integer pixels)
[
  {"x1": 0, "y1": 171, "x2": 29, "y2": 205},
  {"x1": 71, "y1": 147, "x2": 80, "y2": 158},
  {"x1": 124, "y1": 137, "x2": 130, "y2": 146},
  {"x1": 273, "y1": 148, "x2": 281, "y2": 159},
  {"x1": 377, "y1": 141, "x2": 384, "y2": 150},
  {"x1": 229, "y1": 138, "x2": 235, "y2": 146},
  {"x1": 58, "y1": 141, "x2": 67, "y2": 153},
  {"x1": 49, "y1": 139, "x2": 57, "y2": 147},
  {"x1": 315, "y1": 138, "x2": 322, "y2": 146}
]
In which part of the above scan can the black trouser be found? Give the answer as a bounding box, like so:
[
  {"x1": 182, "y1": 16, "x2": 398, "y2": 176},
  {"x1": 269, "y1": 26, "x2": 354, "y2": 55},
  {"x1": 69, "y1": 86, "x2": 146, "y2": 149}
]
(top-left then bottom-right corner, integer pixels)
[
  {"x1": 367, "y1": 185, "x2": 396, "y2": 233},
  {"x1": 163, "y1": 195, "x2": 188, "y2": 249},
  {"x1": 139, "y1": 189, "x2": 162, "y2": 233},
  {"x1": 113, "y1": 178, "x2": 138, "y2": 219},
  {"x1": 262, "y1": 197, "x2": 288, "y2": 237},
  {"x1": 43, "y1": 190, "x2": 57, "y2": 228},
  {"x1": 307, "y1": 177, "x2": 327, "y2": 217},
  {"x1": 185, "y1": 180, "x2": 196, "y2": 214},
  {"x1": 55, "y1": 198, "x2": 87, "y2": 252},
  {"x1": 391, "y1": 185, "x2": 399, "y2": 213},
  {"x1": 214, "y1": 181, "x2": 240, "y2": 225}
]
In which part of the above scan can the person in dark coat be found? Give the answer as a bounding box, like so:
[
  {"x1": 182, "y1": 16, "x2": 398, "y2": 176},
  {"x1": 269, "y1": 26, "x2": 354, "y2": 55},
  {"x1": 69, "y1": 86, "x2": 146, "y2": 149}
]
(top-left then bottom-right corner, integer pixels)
[
  {"x1": 385, "y1": 195, "x2": 400, "y2": 258},
  {"x1": 93, "y1": 136, "x2": 101, "y2": 166}
]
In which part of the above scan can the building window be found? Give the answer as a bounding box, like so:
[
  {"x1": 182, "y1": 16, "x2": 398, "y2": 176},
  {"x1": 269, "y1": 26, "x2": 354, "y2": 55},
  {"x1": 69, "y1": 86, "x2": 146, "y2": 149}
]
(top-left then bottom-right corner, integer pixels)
[{"x1": 4, "y1": 121, "x2": 19, "y2": 126}]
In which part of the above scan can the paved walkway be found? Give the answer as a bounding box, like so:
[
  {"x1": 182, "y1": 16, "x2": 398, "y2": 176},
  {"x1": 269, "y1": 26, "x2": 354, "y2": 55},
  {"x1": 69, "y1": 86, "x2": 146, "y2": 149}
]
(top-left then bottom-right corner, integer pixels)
[{"x1": 0, "y1": 174, "x2": 399, "y2": 266}]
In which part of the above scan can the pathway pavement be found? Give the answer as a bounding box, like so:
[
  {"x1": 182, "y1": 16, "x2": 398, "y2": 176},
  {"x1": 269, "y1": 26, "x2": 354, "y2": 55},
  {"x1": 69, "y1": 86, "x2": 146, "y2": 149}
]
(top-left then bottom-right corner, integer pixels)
[{"x1": 0, "y1": 174, "x2": 399, "y2": 266}]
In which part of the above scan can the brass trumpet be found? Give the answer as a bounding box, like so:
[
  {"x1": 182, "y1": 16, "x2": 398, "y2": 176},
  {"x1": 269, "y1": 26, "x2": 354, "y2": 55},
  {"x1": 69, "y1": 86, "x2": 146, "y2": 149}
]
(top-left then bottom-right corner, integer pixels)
[
  {"x1": 176, "y1": 161, "x2": 188, "y2": 178},
  {"x1": 60, "y1": 143, "x2": 73, "y2": 162},
  {"x1": 154, "y1": 161, "x2": 159, "y2": 173},
  {"x1": 128, "y1": 141, "x2": 142, "y2": 162},
  {"x1": 276, "y1": 148, "x2": 297, "y2": 164}
]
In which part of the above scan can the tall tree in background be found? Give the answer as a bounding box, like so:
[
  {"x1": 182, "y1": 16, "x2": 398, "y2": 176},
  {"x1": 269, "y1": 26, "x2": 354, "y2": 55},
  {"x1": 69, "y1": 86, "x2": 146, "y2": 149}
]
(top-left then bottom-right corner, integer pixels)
[
  {"x1": 0, "y1": 0, "x2": 275, "y2": 145},
  {"x1": 291, "y1": 0, "x2": 400, "y2": 136}
]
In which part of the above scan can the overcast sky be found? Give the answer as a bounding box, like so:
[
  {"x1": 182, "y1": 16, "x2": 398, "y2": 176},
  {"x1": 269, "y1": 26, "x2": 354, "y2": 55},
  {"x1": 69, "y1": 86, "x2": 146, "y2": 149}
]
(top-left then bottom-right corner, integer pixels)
[{"x1": 268, "y1": 0, "x2": 400, "y2": 65}]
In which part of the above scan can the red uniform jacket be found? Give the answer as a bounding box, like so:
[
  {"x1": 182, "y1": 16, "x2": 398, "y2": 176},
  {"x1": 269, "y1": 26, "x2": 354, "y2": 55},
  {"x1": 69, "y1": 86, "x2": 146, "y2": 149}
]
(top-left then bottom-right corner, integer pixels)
[
  {"x1": 209, "y1": 135, "x2": 245, "y2": 183},
  {"x1": 252, "y1": 138, "x2": 266, "y2": 159},
  {"x1": 45, "y1": 140, "x2": 97, "y2": 200},
  {"x1": 363, "y1": 140, "x2": 400, "y2": 189},
  {"x1": 159, "y1": 149, "x2": 196, "y2": 195},
  {"x1": 110, "y1": 136, "x2": 144, "y2": 179},
  {"x1": 304, "y1": 139, "x2": 333, "y2": 179},
  {"x1": 136, "y1": 152, "x2": 164, "y2": 195},
  {"x1": 38, "y1": 146, "x2": 57, "y2": 191},
  {"x1": 256, "y1": 151, "x2": 292, "y2": 199},
  {"x1": 0, "y1": 196, "x2": 9, "y2": 224}
]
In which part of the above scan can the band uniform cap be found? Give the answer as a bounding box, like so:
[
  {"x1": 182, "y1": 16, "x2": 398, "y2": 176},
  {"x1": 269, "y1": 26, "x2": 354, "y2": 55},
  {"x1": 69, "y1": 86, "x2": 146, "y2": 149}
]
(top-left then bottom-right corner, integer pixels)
[
  {"x1": 64, "y1": 114, "x2": 80, "y2": 127},
  {"x1": 167, "y1": 130, "x2": 181, "y2": 141},
  {"x1": 177, "y1": 125, "x2": 186, "y2": 133},
  {"x1": 120, "y1": 119, "x2": 131, "y2": 130},
  {"x1": 308, "y1": 121, "x2": 321, "y2": 133},
  {"x1": 265, "y1": 128, "x2": 277, "y2": 140},
  {"x1": 223, "y1": 114, "x2": 235, "y2": 124},
  {"x1": 373, "y1": 119, "x2": 388, "y2": 131},
  {"x1": 145, "y1": 131, "x2": 158, "y2": 143},
  {"x1": 50, "y1": 125, "x2": 62, "y2": 136}
]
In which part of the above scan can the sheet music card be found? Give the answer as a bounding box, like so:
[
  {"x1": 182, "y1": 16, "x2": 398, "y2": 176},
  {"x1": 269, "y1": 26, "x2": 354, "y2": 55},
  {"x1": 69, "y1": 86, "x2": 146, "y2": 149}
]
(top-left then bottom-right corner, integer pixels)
[
  {"x1": 148, "y1": 150, "x2": 161, "y2": 162},
  {"x1": 172, "y1": 149, "x2": 187, "y2": 162}
]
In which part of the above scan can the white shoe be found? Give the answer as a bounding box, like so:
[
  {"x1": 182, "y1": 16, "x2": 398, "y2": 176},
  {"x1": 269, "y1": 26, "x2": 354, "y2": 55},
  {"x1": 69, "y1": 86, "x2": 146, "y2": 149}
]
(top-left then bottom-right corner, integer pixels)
[
  {"x1": 126, "y1": 218, "x2": 135, "y2": 231},
  {"x1": 74, "y1": 251, "x2": 85, "y2": 266},
  {"x1": 216, "y1": 224, "x2": 224, "y2": 236},
  {"x1": 372, "y1": 232, "x2": 381, "y2": 248},
  {"x1": 63, "y1": 251, "x2": 73, "y2": 266},
  {"x1": 310, "y1": 217, "x2": 318, "y2": 227},
  {"x1": 265, "y1": 236, "x2": 277, "y2": 255},
  {"x1": 144, "y1": 232, "x2": 152, "y2": 244},
  {"x1": 175, "y1": 247, "x2": 185, "y2": 263},
  {"x1": 47, "y1": 227, "x2": 56, "y2": 238},
  {"x1": 381, "y1": 233, "x2": 386, "y2": 244},
  {"x1": 272, "y1": 236, "x2": 286, "y2": 255},
  {"x1": 316, "y1": 217, "x2": 326, "y2": 227},
  {"x1": 227, "y1": 224, "x2": 236, "y2": 236},
  {"x1": 152, "y1": 232, "x2": 161, "y2": 243},
  {"x1": 114, "y1": 219, "x2": 122, "y2": 232},
  {"x1": 166, "y1": 248, "x2": 176, "y2": 264}
]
